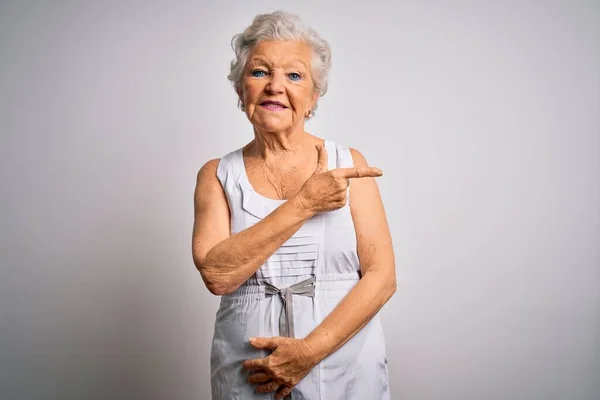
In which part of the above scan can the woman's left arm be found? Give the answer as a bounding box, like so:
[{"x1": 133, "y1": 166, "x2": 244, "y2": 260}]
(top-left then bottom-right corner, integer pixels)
[
  {"x1": 243, "y1": 148, "x2": 396, "y2": 398},
  {"x1": 303, "y1": 147, "x2": 397, "y2": 358}
]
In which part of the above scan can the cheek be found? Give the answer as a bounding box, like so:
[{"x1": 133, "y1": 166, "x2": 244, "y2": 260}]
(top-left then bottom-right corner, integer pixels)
[
  {"x1": 289, "y1": 92, "x2": 312, "y2": 110},
  {"x1": 289, "y1": 84, "x2": 310, "y2": 99},
  {"x1": 242, "y1": 81, "x2": 259, "y2": 100}
]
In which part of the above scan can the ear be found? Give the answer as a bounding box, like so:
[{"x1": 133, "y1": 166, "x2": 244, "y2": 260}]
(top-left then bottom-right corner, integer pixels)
[
  {"x1": 308, "y1": 90, "x2": 319, "y2": 112},
  {"x1": 237, "y1": 88, "x2": 245, "y2": 110},
  {"x1": 311, "y1": 90, "x2": 319, "y2": 107}
]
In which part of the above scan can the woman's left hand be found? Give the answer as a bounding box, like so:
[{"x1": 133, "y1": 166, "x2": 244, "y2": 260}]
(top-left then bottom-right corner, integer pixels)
[{"x1": 243, "y1": 336, "x2": 320, "y2": 399}]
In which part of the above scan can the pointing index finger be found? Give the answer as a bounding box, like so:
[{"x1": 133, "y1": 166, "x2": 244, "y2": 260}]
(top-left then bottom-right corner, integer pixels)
[{"x1": 335, "y1": 167, "x2": 383, "y2": 179}]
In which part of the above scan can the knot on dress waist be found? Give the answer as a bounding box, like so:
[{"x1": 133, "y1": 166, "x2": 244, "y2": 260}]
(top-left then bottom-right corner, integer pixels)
[{"x1": 263, "y1": 276, "x2": 316, "y2": 338}]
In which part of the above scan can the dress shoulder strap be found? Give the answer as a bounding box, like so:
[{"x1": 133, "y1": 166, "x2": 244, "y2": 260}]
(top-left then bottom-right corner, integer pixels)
[
  {"x1": 331, "y1": 141, "x2": 355, "y2": 169},
  {"x1": 215, "y1": 148, "x2": 242, "y2": 191}
]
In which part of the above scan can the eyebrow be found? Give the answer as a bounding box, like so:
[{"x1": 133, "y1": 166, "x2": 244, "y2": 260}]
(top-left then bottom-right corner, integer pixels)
[
  {"x1": 248, "y1": 57, "x2": 272, "y2": 67},
  {"x1": 289, "y1": 58, "x2": 309, "y2": 70},
  {"x1": 248, "y1": 56, "x2": 309, "y2": 70}
]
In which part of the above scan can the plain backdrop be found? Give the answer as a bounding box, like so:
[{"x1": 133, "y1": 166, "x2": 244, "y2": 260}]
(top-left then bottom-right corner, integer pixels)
[{"x1": 1, "y1": 1, "x2": 599, "y2": 399}]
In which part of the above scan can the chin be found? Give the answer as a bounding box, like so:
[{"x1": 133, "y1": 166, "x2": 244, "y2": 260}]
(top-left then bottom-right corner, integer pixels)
[{"x1": 251, "y1": 117, "x2": 293, "y2": 132}]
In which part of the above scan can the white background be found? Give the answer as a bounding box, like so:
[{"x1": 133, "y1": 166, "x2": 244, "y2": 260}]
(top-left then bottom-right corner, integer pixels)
[{"x1": 1, "y1": 0, "x2": 598, "y2": 399}]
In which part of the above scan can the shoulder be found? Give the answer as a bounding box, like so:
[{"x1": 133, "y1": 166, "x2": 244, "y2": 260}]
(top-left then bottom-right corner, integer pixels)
[
  {"x1": 196, "y1": 147, "x2": 242, "y2": 184},
  {"x1": 193, "y1": 157, "x2": 231, "y2": 218},
  {"x1": 196, "y1": 158, "x2": 221, "y2": 184},
  {"x1": 348, "y1": 147, "x2": 370, "y2": 168},
  {"x1": 347, "y1": 147, "x2": 380, "y2": 203},
  {"x1": 328, "y1": 141, "x2": 368, "y2": 169}
]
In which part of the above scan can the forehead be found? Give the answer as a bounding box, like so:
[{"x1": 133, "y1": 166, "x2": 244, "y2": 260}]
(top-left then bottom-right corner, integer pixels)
[{"x1": 248, "y1": 40, "x2": 312, "y2": 67}]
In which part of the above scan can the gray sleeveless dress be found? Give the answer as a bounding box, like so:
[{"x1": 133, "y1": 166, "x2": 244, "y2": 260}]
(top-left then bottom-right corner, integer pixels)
[{"x1": 210, "y1": 139, "x2": 391, "y2": 400}]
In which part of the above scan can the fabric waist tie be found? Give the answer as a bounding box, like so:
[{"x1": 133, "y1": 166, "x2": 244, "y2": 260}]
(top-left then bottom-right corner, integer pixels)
[{"x1": 263, "y1": 276, "x2": 316, "y2": 338}]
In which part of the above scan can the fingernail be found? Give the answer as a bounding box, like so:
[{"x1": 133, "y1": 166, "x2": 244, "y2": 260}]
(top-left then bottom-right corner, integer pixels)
[{"x1": 249, "y1": 337, "x2": 255, "y2": 343}]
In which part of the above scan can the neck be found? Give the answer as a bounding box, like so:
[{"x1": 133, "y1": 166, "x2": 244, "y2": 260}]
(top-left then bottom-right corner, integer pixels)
[{"x1": 251, "y1": 123, "x2": 309, "y2": 159}]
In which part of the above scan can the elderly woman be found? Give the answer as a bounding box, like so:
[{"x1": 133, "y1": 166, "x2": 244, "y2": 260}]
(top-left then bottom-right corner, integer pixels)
[{"x1": 192, "y1": 10, "x2": 396, "y2": 400}]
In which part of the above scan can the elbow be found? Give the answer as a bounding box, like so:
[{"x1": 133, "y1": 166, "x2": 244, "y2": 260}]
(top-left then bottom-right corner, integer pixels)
[
  {"x1": 194, "y1": 262, "x2": 238, "y2": 296},
  {"x1": 205, "y1": 282, "x2": 234, "y2": 296},
  {"x1": 387, "y1": 277, "x2": 397, "y2": 299},
  {"x1": 203, "y1": 274, "x2": 237, "y2": 296},
  {"x1": 381, "y1": 270, "x2": 397, "y2": 300}
]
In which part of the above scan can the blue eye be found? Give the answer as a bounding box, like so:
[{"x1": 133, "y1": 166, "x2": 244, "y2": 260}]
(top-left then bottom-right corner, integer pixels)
[
  {"x1": 288, "y1": 73, "x2": 302, "y2": 81},
  {"x1": 251, "y1": 69, "x2": 267, "y2": 77}
]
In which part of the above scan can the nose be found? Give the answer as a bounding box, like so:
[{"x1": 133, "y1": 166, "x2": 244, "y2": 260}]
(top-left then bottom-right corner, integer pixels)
[{"x1": 265, "y1": 70, "x2": 285, "y2": 94}]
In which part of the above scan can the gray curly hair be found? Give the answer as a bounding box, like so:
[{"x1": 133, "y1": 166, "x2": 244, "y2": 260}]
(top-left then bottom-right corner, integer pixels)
[{"x1": 227, "y1": 10, "x2": 332, "y2": 118}]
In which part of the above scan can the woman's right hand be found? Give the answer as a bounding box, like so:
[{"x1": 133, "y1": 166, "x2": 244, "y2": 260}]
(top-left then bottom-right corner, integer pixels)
[{"x1": 294, "y1": 144, "x2": 383, "y2": 215}]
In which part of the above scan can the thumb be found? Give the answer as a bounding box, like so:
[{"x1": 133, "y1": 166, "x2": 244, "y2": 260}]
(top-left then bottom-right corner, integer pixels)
[
  {"x1": 313, "y1": 144, "x2": 328, "y2": 175},
  {"x1": 249, "y1": 336, "x2": 281, "y2": 350}
]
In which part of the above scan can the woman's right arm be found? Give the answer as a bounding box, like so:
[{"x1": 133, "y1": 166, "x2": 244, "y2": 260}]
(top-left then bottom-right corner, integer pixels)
[
  {"x1": 191, "y1": 158, "x2": 314, "y2": 296},
  {"x1": 192, "y1": 145, "x2": 382, "y2": 295}
]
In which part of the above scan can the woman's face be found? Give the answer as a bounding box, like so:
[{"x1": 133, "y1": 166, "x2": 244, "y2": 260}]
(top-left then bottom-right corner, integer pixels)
[{"x1": 240, "y1": 40, "x2": 318, "y2": 133}]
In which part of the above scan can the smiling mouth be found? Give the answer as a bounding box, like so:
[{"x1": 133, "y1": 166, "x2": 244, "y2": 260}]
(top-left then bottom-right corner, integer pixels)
[{"x1": 260, "y1": 101, "x2": 288, "y2": 111}]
